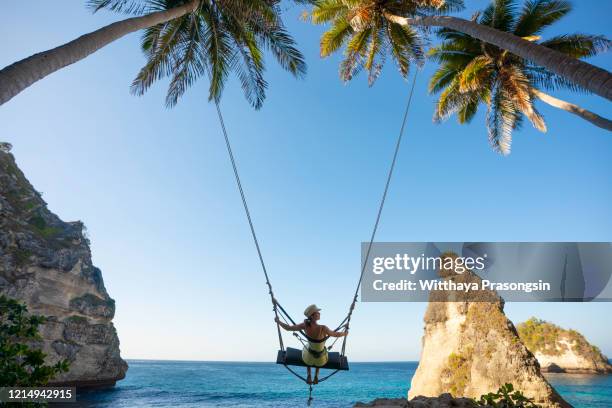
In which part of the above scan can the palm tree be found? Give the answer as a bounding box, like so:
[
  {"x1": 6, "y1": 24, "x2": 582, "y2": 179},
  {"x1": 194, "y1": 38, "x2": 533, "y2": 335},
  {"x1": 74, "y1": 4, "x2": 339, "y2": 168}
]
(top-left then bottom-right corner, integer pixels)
[
  {"x1": 429, "y1": 0, "x2": 611, "y2": 155},
  {"x1": 313, "y1": 0, "x2": 463, "y2": 84},
  {"x1": 128, "y1": 0, "x2": 306, "y2": 108},
  {"x1": 310, "y1": 0, "x2": 612, "y2": 100},
  {"x1": 0, "y1": 0, "x2": 305, "y2": 108}
]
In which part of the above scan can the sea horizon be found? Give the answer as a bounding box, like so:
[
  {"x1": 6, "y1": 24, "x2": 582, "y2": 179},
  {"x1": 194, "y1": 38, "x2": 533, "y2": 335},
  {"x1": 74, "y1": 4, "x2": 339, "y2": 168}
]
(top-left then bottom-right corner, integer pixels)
[
  {"x1": 122, "y1": 358, "x2": 612, "y2": 364},
  {"x1": 123, "y1": 358, "x2": 420, "y2": 364}
]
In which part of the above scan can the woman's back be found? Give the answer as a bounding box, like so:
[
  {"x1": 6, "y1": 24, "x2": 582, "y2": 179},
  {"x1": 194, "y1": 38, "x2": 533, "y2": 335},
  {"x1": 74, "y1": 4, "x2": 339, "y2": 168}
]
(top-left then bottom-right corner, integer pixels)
[
  {"x1": 304, "y1": 322, "x2": 327, "y2": 359},
  {"x1": 304, "y1": 322, "x2": 326, "y2": 342}
]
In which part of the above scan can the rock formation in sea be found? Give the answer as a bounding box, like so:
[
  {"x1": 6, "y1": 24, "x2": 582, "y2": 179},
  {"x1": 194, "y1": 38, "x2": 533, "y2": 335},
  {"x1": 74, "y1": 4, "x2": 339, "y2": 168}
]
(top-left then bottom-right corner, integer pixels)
[
  {"x1": 407, "y1": 254, "x2": 570, "y2": 408},
  {"x1": 355, "y1": 394, "x2": 478, "y2": 407},
  {"x1": 517, "y1": 318, "x2": 612, "y2": 374},
  {"x1": 0, "y1": 146, "x2": 127, "y2": 388}
]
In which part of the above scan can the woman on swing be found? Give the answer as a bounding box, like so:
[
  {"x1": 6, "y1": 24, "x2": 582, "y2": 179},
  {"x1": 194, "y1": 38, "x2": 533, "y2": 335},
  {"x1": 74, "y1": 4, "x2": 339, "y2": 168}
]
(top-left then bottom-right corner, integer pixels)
[{"x1": 275, "y1": 304, "x2": 348, "y2": 384}]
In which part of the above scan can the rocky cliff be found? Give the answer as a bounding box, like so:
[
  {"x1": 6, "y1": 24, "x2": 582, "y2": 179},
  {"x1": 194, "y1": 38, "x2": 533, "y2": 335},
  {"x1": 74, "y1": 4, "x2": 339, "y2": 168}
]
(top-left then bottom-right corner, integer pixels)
[
  {"x1": 0, "y1": 146, "x2": 127, "y2": 387},
  {"x1": 408, "y1": 254, "x2": 570, "y2": 408},
  {"x1": 517, "y1": 318, "x2": 612, "y2": 374}
]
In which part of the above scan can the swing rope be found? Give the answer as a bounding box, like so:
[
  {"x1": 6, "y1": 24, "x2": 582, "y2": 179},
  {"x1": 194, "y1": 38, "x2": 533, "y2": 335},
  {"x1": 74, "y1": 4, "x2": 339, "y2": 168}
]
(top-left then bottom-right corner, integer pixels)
[
  {"x1": 212, "y1": 68, "x2": 419, "y2": 395},
  {"x1": 212, "y1": 95, "x2": 284, "y2": 352}
]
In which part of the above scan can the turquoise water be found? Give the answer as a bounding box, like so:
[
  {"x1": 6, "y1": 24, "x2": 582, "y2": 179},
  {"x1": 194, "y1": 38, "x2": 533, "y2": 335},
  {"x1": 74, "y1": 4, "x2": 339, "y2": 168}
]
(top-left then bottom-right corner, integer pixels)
[{"x1": 69, "y1": 360, "x2": 612, "y2": 407}]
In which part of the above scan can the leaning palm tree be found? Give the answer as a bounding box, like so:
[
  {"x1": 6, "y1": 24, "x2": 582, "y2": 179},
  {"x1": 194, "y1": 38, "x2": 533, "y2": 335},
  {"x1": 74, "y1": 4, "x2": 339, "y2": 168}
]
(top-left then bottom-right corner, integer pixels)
[
  {"x1": 429, "y1": 0, "x2": 611, "y2": 155},
  {"x1": 0, "y1": 0, "x2": 305, "y2": 107},
  {"x1": 309, "y1": 0, "x2": 612, "y2": 100},
  {"x1": 0, "y1": 1, "x2": 198, "y2": 106}
]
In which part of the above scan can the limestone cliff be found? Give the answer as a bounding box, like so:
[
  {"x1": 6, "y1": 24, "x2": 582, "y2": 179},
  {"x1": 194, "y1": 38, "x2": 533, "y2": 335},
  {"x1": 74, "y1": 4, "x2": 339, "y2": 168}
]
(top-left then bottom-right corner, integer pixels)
[
  {"x1": 408, "y1": 255, "x2": 570, "y2": 408},
  {"x1": 517, "y1": 318, "x2": 612, "y2": 374},
  {"x1": 0, "y1": 147, "x2": 127, "y2": 387}
]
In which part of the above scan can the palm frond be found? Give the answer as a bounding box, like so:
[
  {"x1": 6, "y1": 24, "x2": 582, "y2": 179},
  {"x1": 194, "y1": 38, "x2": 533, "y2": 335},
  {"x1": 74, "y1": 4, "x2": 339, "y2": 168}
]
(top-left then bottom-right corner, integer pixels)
[
  {"x1": 200, "y1": 2, "x2": 234, "y2": 104},
  {"x1": 259, "y1": 25, "x2": 307, "y2": 78},
  {"x1": 87, "y1": 0, "x2": 149, "y2": 15},
  {"x1": 458, "y1": 55, "x2": 493, "y2": 92},
  {"x1": 312, "y1": 0, "x2": 347, "y2": 24},
  {"x1": 434, "y1": 78, "x2": 468, "y2": 122},
  {"x1": 231, "y1": 1, "x2": 306, "y2": 78},
  {"x1": 365, "y1": 27, "x2": 383, "y2": 77},
  {"x1": 320, "y1": 19, "x2": 353, "y2": 57},
  {"x1": 230, "y1": 38, "x2": 267, "y2": 109},
  {"x1": 526, "y1": 65, "x2": 585, "y2": 93},
  {"x1": 457, "y1": 96, "x2": 479, "y2": 123},
  {"x1": 165, "y1": 15, "x2": 208, "y2": 107},
  {"x1": 131, "y1": 17, "x2": 189, "y2": 96},
  {"x1": 540, "y1": 34, "x2": 611, "y2": 59},
  {"x1": 514, "y1": 0, "x2": 571, "y2": 37},
  {"x1": 388, "y1": 23, "x2": 413, "y2": 77},
  {"x1": 340, "y1": 28, "x2": 372, "y2": 81},
  {"x1": 498, "y1": 64, "x2": 546, "y2": 132},
  {"x1": 480, "y1": 0, "x2": 517, "y2": 31},
  {"x1": 220, "y1": 8, "x2": 268, "y2": 109},
  {"x1": 486, "y1": 82, "x2": 519, "y2": 155},
  {"x1": 440, "y1": 0, "x2": 466, "y2": 13},
  {"x1": 218, "y1": 0, "x2": 278, "y2": 24},
  {"x1": 429, "y1": 64, "x2": 460, "y2": 94},
  {"x1": 434, "y1": 80, "x2": 460, "y2": 122},
  {"x1": 415, "y1": 0, "x2": 465, "y2": 15},
  {"x1": 387, "y1": 23, "x2": 424, "y2": 73}
]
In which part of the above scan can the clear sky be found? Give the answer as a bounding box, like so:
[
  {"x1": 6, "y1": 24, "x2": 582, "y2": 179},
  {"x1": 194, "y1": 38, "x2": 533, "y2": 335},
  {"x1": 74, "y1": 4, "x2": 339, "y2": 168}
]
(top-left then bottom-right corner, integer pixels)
[{"x1": 1, "y1": 1, "x2": 611, "y2": 362}]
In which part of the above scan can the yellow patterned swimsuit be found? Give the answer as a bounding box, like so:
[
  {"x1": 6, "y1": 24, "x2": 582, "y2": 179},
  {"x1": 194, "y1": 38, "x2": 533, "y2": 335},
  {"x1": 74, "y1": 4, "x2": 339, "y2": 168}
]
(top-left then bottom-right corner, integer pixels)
[{"x1": 302, "y1": 337, "x2": 328, "y2": 367}]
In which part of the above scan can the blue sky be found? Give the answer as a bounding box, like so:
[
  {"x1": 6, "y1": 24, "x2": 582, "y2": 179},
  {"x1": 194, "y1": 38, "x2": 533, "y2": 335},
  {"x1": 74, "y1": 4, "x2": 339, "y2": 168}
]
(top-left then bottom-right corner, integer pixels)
[{"x1": 1, "y1": 1, "x2": 611, "y2": 361}]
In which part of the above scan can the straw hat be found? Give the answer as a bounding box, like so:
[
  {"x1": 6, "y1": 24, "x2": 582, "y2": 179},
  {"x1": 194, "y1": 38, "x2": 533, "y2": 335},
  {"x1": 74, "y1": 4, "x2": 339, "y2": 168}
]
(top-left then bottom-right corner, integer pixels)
[{"x1": 303, "y1": 304, "x2": 321, "y2": 318}]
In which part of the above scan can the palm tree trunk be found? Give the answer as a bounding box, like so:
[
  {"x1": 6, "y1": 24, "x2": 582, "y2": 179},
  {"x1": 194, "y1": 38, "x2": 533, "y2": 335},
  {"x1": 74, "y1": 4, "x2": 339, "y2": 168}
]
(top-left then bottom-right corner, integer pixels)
[
  {"x1": 0, "y1": 1, "x2": 199, "y2": 106},
  {"x1": 533, "y1": 90, "x2": 612, "y2": 131},
  {"x1": 383, "y1": 13, "x2": 612, "y2": 102}
]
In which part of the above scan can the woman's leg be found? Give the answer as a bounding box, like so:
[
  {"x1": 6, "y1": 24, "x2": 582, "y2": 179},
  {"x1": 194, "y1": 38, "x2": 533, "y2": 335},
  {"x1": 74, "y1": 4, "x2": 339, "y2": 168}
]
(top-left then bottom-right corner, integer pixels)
[
  {"x1": 306, "y1": 366, "x2": 312, "y2": 384},
  {"x1": 313, "y1": 367, "x2": 320, "y2": 384}
]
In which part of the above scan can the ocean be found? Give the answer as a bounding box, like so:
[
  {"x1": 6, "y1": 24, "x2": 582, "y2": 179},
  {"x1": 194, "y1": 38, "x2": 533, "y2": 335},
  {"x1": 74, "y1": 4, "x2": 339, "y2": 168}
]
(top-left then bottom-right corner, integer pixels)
[{"x1": 68, "y1": 360, "x2": 612, "y2": 407}]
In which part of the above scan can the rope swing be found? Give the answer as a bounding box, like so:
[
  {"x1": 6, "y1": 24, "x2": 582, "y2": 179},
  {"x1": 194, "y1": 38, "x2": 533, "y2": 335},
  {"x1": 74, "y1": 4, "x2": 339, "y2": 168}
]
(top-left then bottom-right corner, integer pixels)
[{"x1": 212, "y1": 68, "x2": 420, "y2": 402}]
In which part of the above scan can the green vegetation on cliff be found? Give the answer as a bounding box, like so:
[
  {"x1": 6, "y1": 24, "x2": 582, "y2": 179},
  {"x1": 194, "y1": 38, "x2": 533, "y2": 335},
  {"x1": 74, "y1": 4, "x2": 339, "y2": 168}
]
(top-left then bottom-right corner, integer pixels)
[
  {"x1": 477, "y1": 383, "x2": 542, "y2": 408},
  {"x1": 443, "y1": 351, "x2": 472, "y2": 396},
  {"x1": 0, "y1": 296, "x2": 69, "y2": 387},
  {"x1": 517, "y1": 317, "x2": 603, "y2": 359}
]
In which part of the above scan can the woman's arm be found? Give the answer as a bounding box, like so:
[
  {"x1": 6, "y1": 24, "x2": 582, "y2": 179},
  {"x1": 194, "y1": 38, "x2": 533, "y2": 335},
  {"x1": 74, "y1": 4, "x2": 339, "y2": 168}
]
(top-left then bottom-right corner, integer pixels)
[
  {"x1": 274, "y1": 317, "x2": 305, "y2": 332},
  {"x1": 324, "y1": 325, "x2": 348, "y2": 338}
]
